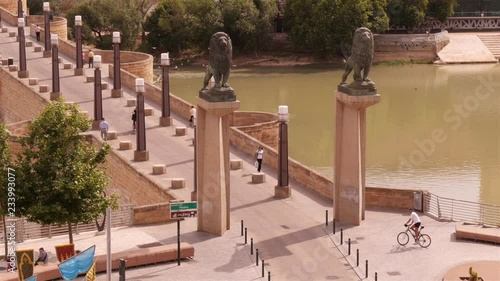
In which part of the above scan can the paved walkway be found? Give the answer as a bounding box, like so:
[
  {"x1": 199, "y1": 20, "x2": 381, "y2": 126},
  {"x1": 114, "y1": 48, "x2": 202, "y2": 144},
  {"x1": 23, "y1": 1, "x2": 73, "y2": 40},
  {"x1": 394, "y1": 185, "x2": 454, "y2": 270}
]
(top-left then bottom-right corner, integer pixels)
[
  {"x1": 0, "y1": 22, "x2": 499, "y2": 281},
  {"x1": 438, "y1": 32, "x2": 498, "y2": 63}
]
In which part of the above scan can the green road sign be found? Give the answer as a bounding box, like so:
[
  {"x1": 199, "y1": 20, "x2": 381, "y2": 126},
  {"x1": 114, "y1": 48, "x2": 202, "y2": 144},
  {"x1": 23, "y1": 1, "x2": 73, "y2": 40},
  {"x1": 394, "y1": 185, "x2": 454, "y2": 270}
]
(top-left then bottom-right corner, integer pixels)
[{"x1": 170, "y1": 202, "x2": 197, "y2": 211}]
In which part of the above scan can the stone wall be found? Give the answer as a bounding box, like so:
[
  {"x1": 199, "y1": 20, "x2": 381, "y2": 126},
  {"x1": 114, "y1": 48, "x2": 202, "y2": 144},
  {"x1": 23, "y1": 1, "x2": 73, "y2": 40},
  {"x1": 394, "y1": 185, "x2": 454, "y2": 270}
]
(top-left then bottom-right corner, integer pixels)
[
  {"x1": 374, "y1": 31, "x2": 450, "y2": 62},
  {"x1": 133, "y1": 203, "x2": 178, "y2": 225},
  {"x1": 105, "y1": 52, "x2": 153, "y2": 83},
  {"x1": 0, "y1": 0, "x2": 26, "y2": 15},
  {"x1": 0, "y1": 6, "x2": 18, "y2": 26}
]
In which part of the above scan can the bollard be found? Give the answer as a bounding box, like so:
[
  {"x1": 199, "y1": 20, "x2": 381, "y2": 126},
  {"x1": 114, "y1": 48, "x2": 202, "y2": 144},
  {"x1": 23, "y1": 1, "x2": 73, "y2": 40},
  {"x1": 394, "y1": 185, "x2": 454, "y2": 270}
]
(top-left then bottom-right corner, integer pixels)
[
  {"x1": 251, "y1": 238, "x2": 254, "y2": 255},
  {"x1": 268, "y1": 271, "x2": 271, "y2": 281},
  {"x1": 366, "y1": 260, "x2": 368, "y2": 279},
  {"x1": 356, "y1": 249, "x2": 359, "y2": 266},
  {"x1": 340, "y1": 229, "x2": 343, "y2": 245},
  {"x1": 325, "y1": 210, "x2": 328, "y2": 226},
  {"x1": 241, "y1": 220, "x2": 244, "y2": 236},
  {"x1": 262, "y1": 259, "x2": 265, "y2": 277},
  {"x1": 256, "y1": 249, "x2": 259, "y2": 266},
  {"x1": 119, "y1": 259, "x2": 126, "y2": 281},
  {"x1": 333, "y1": 219, "x2": 336, "y2": 234},
  {"x1": 375, "y1": 272, "x2": 378, "y2": 281},
  {"x1": 348, "y1": 238, "x2": 351, "y2": 255},
  {"x1": 245, "y1": 227, "x2": 247, "y2": 244}
]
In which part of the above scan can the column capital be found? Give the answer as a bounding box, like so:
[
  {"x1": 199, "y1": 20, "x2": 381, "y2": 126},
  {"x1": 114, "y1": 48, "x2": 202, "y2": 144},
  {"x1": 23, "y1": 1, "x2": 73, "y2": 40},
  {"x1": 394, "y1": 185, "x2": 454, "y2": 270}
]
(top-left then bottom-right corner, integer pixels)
[{"x1": 336, "y1": 91, "x2": 381, "y2": 110}]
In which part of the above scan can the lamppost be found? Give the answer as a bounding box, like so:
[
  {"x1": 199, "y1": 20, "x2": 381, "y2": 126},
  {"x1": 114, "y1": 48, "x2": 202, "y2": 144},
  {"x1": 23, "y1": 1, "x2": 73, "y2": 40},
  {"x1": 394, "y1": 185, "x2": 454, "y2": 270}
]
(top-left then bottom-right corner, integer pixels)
[
  {"x1": 111, "y1": 32, "x2": 122, "y2": 98},
  {"x1": 159, "y1": 52, "x2": 173, "y2": 126},
  {"x1": 74, "y1": 15, "x2": 83, "y2": 76},
  {"x1": 93, "y1": 55, "x2": 103, "y2": 129},
  {"x1": 17, "y1": 0, "x2": 22, "y2": 18},
  {"x1": 134, "y1": 78, "x2": 149, "y2": 161},
  {"x1": 43, "y1": 2, "x2": 51, "y2": 58},
  {"x1": 275, "y1": 105, "x2": 291, "y2": 198},
  {"x1": 17, "y1": 17, "x2": 28, "y2": 78},
  {"x1": 50, "y1": 34, "x2": 60, "y2": 101}
]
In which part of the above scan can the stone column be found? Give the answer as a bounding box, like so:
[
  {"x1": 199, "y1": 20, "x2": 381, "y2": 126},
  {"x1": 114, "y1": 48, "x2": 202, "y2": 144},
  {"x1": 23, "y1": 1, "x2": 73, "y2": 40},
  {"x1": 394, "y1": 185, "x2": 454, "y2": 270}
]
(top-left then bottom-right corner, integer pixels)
[
  {"x1": 74, "y1": 15, "x2": 83, "y2": 76},
  {"x1": 134, "y1": 78, "x2": 149, "y2": 161},
  {"x1": 275, "y1": 105, "x2": 291, "y2": 198},
  {"x1": 17, "y1": 17, "x2": 28, "y2": 78},
  {"x1": 159, "y1": 52, "x2": 173, "y2": 126},
  {"x1": 334, "y1": 89, "x2": 380, "y2": 225},
  {"x1": 42, "y1": 2, "x2": 51, "y2": 58},
  {"x1": 92, "y1": 55, "x2": 103, "y2": 129},
  {"x1": 50, "y1": 34, "x2": 60, "y2": 101},
  {"x1": 111, "y1": 32, "x2": 123, "y2": 98},
  {"x1": 196, "y1": 89, "x2": 239, "y2": 236}
]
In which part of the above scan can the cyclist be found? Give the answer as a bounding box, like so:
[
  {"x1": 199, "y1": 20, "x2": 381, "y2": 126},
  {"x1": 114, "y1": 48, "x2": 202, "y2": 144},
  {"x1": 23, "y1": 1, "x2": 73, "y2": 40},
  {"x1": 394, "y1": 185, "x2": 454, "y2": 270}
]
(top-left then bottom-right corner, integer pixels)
[{"x1": 404, "y1": 208, "x2": 421, "y2": 240}]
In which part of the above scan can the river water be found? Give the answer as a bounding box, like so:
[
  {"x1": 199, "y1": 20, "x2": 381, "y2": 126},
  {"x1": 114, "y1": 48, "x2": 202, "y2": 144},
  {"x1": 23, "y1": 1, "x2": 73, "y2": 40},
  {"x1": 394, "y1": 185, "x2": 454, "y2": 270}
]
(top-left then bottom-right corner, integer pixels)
[{"x1": 166, "y1": 63, "x2": 500, "y2": 205}]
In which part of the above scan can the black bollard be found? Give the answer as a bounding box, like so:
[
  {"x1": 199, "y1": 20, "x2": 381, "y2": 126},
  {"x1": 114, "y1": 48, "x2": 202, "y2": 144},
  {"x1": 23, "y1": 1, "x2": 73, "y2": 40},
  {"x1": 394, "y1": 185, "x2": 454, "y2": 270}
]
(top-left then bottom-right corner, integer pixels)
[
  {"x1": 241, "y1": 220, "x2": 243, "y2": 236},
  {"x1": 366, "y1": 260, "x2": 368, "y2": 278},
  {"x1": 119, "y1": 259, "x2": 126, "y2": 281},
  {"x1": 333, "y1": 219, "x2": 336, "y2": 234},
  {"x1": 348, "y1": 238, "x2": 351, "y2": 255},
  {"x1": 340, "y1": 229, "x2": 343, "y2": 245},
  {"x1": 251, "y1": 238, "x2": 254, "y2": 255},
  {"x1": 262, "y1": 259, "x2": 265, "y2": 277},
  {"x1": 325, "y1": 210, "x2": 328, "y2": 226},
  {"x1": 375, "y1": 272, "x2": 378, "y2": 281},
  {"x1": 256, "y1": 249, "x2": 259, "y2": 266},
  {"x1": 356, "y1": 249, "x2": 359, "y2": 266},
  {"x1": 268, "y1": 271, "x2": 271, "y2": 281},
  {"x1": 244, "y1": 227, "x2": 247, "y2": 244}
]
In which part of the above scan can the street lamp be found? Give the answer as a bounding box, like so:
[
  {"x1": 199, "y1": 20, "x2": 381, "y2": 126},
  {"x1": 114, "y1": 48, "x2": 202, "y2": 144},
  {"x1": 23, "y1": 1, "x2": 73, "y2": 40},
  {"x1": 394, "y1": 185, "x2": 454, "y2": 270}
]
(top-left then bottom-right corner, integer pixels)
[
  {"x1": 111, "y1": 31, "x2": 122, "y2": 98},
  {"x1": 159, "y1": 52, "x2": 173, "y2": 126},
  {"x1": 43, "y1": 2, "x2": 51, "y2": 57},
  {"x1": 50, "y1": 34, "x2": 60, "y2": 101},
  {"x1": 275, "y1": 105, "x2": 291, "y2": 198},
  {"x1": 17, "y1": 17, "x2": 28, "y2": 78},
  {"x1": 17, "y1": 0, "x2": 22, "y2": 19},
  {"x1": 134, "y1": 78, "x2": 149, "y2": 161},
  {"x1": 93, "y1": 55, "x2": 103, "y2": 129},
  {"x1": 74, "y1": 15, "x2": 83, "y2": 76}
]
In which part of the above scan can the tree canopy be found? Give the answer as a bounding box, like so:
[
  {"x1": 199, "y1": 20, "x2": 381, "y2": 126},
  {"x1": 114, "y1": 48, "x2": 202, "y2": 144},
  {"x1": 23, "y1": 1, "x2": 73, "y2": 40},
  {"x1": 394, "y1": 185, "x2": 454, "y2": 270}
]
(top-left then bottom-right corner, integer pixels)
[{"x1": 14, "y1": 100, "x2": 117, "y2": 243}]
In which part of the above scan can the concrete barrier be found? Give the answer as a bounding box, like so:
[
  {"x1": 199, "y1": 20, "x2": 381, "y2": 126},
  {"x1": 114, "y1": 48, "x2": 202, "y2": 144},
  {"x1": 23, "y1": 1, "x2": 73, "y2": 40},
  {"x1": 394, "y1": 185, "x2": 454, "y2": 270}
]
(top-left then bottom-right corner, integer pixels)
[
  {"x1": 26, "y1": 41, "x2": 33, "y2": 47},
  {"x1": 1, "y1": 27, "x2": 7, "y2": 33},
  {"x1": 119, "y1": 141, "x2": 132, "y2": 150},
  {"x1": 28, "y1": 78, "x2": 38, "y2": 85},
  {"x1": 126, "y1": 99, "x2": 136, "y2": 107},
  {"x1": 106, "y1": 131, "x2": 117, "y2": 140},
  {"x1": 144, "y1": 108, "x2": 154, "y2": 116},
  {"x1": 230, "y1": 159, "x2": 243, "y2": 170},
  {"x1": 8, "y1": 31, "x2": 15, "y2": 37},
  {"x1": 8, "y1": 65, "x2": 18, "y2": 72},
  {"x1": 175, "y1": 127, "x2": 187, "y2": 136},
  {"x1": 34, "y1": 46, "x2": 42, "y2": 52},
  {"x1": 171, "y1": 178, "x2": 185, "y2": 189},
  {"x1": 153, "y1": 164, "x2": 166, "y2": 175},
  {"x1": 102, "y1": 83, "x2": 108, "y2": 90},
  {"x1": 63, "y1": 63, "x2": 72, "y2": 69},
  {"x1": 86, "y1": 76, "x2": 94, "y2": 83},
  {"x1": 39, "y1": 85, "x2": 49, "y2": 93},
  {"x1": 252, "y1": 173, "x2": 266, "y2": 183}
]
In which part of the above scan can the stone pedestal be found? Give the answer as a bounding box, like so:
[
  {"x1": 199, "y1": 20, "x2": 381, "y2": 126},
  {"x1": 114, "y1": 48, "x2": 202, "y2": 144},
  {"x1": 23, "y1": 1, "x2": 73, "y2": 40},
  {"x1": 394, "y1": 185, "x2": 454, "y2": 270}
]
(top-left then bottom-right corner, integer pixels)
[
  {"x1": 274, "y1": 186, "x2": 291, "y2": 198},
  {"x1": 159, "y1": 116, "x2": 173, "y2": 127},
  {"x1": 43, "y1": 50, "x2": 51, "y2": 58},
  {"x1": 74, "y1": 68, "x2": 84, "y2": 76},
  {"x1": 196, "y1": 90, "x2": 239, "y2": 236},
  {"x1": 334, "y1": 89, "x2": 380, "y2": 226},
  {"x1": 111, "y1": 89, "x2": 123, "y2": 98},
  {"x1": 134, "y1": 150, "x2": 149, "y2": 161},
  {"x1": 17, "y1": 70, "x2": 29, "y2": 78},
  {"x1": 91, "y1": 120, "x2": 101, "y2": 130},
  {"x1": 50, "y1": 92, "x2": 61, "y2": 101}
]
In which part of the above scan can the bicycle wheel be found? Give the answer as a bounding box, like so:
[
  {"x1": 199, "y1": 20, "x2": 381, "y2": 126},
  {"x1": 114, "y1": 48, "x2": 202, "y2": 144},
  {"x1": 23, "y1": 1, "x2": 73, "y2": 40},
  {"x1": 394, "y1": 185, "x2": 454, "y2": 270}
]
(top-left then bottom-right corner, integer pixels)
[
  {"x1": 397, "y1": 232, "x2": 409, "y2": 246},
  {"x1": 418, "y1": 234, "x2": 431, "y2": 248}
]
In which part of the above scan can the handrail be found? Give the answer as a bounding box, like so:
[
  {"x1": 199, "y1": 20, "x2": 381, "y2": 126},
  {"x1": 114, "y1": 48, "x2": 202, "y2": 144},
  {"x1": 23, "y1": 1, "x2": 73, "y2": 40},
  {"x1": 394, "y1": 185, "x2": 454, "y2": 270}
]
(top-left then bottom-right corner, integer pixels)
[{"x1": 424, "y1": 193, "x2": 500, "y2": 227}]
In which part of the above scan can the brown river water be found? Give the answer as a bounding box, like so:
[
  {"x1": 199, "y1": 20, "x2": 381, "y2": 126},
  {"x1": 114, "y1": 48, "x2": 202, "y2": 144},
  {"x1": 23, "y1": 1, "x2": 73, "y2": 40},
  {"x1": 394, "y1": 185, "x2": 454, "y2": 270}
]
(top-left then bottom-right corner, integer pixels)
[{"x1": 164, "y1": 63, "x2": 500, "y2": 205}]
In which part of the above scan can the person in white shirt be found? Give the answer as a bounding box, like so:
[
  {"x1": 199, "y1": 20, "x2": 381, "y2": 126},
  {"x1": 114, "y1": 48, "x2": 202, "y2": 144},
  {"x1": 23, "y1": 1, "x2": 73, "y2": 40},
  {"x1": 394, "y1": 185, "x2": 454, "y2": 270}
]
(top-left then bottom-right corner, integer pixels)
[
  {"x1": 189, "y1": 106, "x2": 196, "y2": 127},
  {"x1": 99, "y1": 118, "x2": 109, "y2": 141},
  {"x1": 255, "y1": 146, "x2": 264, "y2": 172},
  {"x1": 405, "y1": 208, "x2": 421, "y2": 240},
  {"x1": 35, "y1": 25, "x2": 41, "y2": 42}
]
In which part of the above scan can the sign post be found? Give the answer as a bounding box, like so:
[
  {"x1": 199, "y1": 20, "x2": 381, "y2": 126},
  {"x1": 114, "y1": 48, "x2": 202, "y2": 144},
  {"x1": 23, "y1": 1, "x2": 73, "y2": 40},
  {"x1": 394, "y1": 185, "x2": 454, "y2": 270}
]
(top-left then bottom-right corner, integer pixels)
[{"x1": 170, "y1": 202, "x2": 198, "y2": 266}]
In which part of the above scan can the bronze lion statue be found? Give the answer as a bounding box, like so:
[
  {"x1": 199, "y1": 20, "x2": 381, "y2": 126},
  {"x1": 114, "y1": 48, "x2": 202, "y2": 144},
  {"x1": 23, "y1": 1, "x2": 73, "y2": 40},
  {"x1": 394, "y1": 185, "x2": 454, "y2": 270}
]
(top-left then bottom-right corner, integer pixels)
[
  {"x1": 202, "y1": 32, "x2": 232, "y2": 90},
  {"x1": 341, "y1": 27, "x2": 374, "y2": 86}
]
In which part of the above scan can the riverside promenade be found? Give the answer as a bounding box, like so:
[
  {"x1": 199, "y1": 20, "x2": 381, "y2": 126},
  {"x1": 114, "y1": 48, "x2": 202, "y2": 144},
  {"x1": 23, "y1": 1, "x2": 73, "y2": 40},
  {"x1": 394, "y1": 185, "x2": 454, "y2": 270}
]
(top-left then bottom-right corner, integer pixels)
[{"x1": 0, "y1": 20, "x2": 499, "y2": 281}]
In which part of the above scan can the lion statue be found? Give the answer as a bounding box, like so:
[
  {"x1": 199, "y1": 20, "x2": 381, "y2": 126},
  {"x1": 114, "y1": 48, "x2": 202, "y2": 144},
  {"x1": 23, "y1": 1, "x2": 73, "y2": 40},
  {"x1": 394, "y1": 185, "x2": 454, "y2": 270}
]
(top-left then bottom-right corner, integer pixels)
[
  {"x1": 202, "y1": 32, "x2": 232, "y2": 90},
  {"x1": 341, "y1": 27, "x2": 374, "y2": 86}
]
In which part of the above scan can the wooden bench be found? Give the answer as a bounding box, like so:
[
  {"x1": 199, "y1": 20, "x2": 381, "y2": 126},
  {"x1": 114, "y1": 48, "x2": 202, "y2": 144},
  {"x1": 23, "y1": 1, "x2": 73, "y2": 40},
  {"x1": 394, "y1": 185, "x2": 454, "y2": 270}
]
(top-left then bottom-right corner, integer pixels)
[
  {"x1": 119, "y1": 141, "x2": 132, "y2": 150},
  {"x1": 455, "y1": 223, "x2": 500, "y2": 244},
  {"x1": 171, "y1": 178, "x2": 185, "y2": 189},
  {"x1": 153, "y1": 164, "x2": 166, "y2": 175},
  {"x1": 230, "y1": 159, "x2": 243, "y2": 170},
  {"x1": 175, "y1": 127, "x2": 187, "y2": 136},
  {"x1": 2, "y1": 244, "x2": 195, "y2": 281},
  {"x1": 28, "y1": 78, "x2": 38, "y2": 85},
  {"x1": 252, "y1": 173, "x2": 266, "y2": 183},
  {"x1": 126, "y1": 99, "x2": 136, "y2": 107}
]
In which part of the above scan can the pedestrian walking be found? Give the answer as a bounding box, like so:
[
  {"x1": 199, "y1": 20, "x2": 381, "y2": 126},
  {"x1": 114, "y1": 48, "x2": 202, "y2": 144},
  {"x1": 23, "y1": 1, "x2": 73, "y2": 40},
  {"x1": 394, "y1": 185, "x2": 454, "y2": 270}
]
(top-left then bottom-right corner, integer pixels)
[
  {"x1": 131, "y1": 109, "x2": 137, "y2": 131},
  {"x1": 189, "y1": 106, "x2": 196, "y2": 127},
  {"x1": 255, "y1": 146, "x2": 264, "y2": 172},
  {"x1": 35, "y1": 25, "x2": 41, "y2": 42},
  {"x1": 88, "y1": 49, "x2": 94, "y2": 68},
  {"x1": 99, "y1": 118, "x2": 109, "y2": 141},
  {"x1": 82, "y1": 51, "x2": 85, "y2": 64}
]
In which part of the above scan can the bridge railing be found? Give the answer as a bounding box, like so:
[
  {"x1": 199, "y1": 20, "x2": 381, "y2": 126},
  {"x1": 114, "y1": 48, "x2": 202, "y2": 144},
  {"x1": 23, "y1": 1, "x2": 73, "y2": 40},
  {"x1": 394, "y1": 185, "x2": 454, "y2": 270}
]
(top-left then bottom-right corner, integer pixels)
[{"x1": 424, "y1": 193, "x2": 500, "y2": 227}]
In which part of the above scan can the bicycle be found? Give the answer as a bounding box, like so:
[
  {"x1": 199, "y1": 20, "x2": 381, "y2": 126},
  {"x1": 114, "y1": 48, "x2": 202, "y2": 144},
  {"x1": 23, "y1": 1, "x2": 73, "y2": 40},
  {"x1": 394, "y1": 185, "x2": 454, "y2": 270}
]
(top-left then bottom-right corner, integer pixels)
[{"x1": 397, "y1": 224, "x2": 432, "y2": 248}]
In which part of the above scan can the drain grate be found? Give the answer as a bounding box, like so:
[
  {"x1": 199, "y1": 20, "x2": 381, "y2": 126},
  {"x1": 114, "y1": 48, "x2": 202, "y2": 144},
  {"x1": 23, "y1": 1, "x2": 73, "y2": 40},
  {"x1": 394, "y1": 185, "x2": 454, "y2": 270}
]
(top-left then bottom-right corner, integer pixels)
[
  {"x1": 281, "y1": 225, "x2": 290, "y2": 229},
  {"x1": 137, "y1": 242, "x2": 163, "y2": 248},
  {"x1": 387, "y1": 271, "x2": 402, "y2": 276}
]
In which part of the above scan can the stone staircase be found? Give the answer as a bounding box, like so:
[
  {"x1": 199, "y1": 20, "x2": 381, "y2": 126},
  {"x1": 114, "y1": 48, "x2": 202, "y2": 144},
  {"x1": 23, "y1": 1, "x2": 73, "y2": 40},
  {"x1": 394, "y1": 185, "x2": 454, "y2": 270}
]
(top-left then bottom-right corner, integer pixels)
[{"x1": 478, "y1": 34, "x2": 500, "y2": 59}]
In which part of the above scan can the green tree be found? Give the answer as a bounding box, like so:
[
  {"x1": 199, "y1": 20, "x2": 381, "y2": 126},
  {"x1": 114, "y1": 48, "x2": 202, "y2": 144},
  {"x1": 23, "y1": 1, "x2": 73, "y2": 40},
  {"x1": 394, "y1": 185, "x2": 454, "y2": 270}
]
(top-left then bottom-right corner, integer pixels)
[
  {"x1": 0, "y1": 122, "x2": 12, "y2": 259},
  {"x1": 387, "y1": 0, "x2": 429, "y2": 32},
  {"x1": 428, "y1": 0, "x2": 457, "y2": 23},
  {"x1": 28, "y1": 0, "x2": 78, "y2": 16},
  {"x1": 250, "y1": 0, "x2": 278, "y2": 55},
  {"x1": 184, "y1": 0, "x2": 223, "y2": 49},
  {"x1": 15, "y1": 100, "x2": 117, "y2": 244},
  {"x1": 219, "y1": 0, "x2": 260, "y2": 51},
  {"x1": 284, "y1": 0, "x2": 317, "y2": 51}
]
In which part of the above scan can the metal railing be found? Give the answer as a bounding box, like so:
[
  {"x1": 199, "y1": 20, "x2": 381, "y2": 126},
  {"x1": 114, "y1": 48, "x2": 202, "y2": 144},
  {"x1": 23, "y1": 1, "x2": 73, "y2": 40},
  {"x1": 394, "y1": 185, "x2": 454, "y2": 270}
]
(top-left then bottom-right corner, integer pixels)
[
  {"x1": 424, "y1": 193, "x2": 500, "y2": 227},
  {"x1": 0, "y1": 204, "x2": 134, "y2": 242}
]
